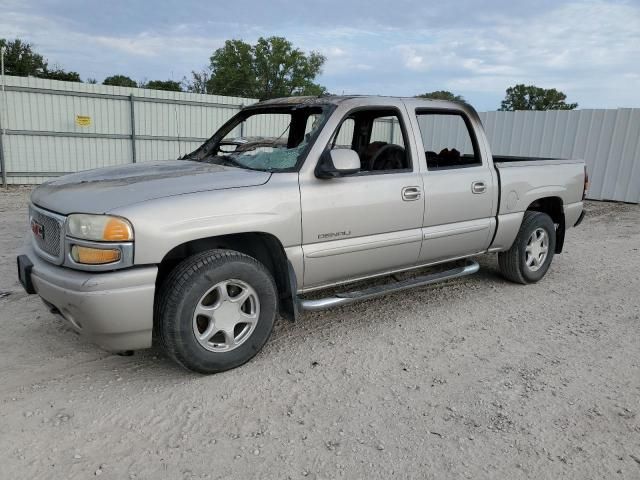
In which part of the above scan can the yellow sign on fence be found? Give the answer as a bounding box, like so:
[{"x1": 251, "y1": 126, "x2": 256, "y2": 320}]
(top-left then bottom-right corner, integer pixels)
[{"x1": 75, "y1": 115, "x2": 92, "y2": 127}]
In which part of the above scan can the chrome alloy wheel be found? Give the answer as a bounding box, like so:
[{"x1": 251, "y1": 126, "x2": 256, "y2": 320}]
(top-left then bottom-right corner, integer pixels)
[
  {"x1": 192, "y1": 279, "x2": 260, "y2": 352},
  {"x1": 525, "y1": 228, "x2": 549, "y2": 272}
]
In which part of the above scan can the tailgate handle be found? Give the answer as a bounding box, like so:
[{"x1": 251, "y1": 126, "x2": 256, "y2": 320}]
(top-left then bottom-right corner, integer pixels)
[
  {"x1": 401, "y1": 186, "x2": 422, "y2": 201},
  {"x1": 471, "y1": 181, "x2": 486, "y2": 194}
]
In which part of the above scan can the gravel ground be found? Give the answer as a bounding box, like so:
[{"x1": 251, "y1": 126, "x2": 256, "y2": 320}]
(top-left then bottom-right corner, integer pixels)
[{"x1": 0, "y1": 186, "x2": 639, "y2": 480}]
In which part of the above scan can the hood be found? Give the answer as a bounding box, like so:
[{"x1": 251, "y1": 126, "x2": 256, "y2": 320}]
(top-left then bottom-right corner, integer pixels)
[{"x1": 31, "y1": 160, "x2": 271, "y2": 215}]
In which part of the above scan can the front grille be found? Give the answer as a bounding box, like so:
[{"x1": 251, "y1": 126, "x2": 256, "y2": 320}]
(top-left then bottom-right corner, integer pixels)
[{"x1": 29, "y1": 205, "x2": 64, "y2": 261}]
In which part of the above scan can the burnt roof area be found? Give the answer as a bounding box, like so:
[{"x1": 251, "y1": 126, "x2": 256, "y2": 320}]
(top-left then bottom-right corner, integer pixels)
[
  {"x1": 247, "y1": 94, "x2": 473, "y2": 111},
  {"x1": 247, "y1": 95, "x2": 354, "y2": 108}
]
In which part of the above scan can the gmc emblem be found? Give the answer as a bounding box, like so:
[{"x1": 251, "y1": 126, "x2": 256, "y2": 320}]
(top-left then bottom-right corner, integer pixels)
[{"x1": 31, "y1": 219, "x2": 45, "y2": 240}]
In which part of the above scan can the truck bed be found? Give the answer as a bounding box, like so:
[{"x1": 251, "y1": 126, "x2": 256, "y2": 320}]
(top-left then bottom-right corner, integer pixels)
[{"x1": 493, "y1": 156, "x2": 585, "y2": 217}]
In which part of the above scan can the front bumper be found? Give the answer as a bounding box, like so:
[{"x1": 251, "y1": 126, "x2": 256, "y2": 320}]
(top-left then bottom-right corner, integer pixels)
[{"x1": 19, "y1": 245, "x2": 157, "y2": 352}]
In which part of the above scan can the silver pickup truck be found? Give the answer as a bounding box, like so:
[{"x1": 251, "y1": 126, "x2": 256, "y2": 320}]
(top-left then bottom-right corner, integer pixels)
[{"x1": 17, "y1": 96, "x2": 588, "y2": 373}]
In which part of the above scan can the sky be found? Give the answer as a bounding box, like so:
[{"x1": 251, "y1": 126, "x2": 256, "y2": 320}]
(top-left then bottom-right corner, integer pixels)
[{"x1": 1, "y1": 0, "x2": 639, "y2": 111}]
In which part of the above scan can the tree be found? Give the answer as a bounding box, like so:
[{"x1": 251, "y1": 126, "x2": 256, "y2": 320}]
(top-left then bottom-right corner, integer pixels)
[
  {"x1": 416, "y1": 90, "x2": 465, "y2": 102},
  {"x1": 499, "y1": 84, "x2": 578, "y2": 111},
  {"x1": 184, "y1": 70, "x2": 210, "y2": 94},
  {"x1": 201, "y1": 36, "x2": 326, "y2": 99},
  {"x1": 142, "y1": 80, "x2": 183, "y2": 92},
  {"x1": 0, "y1": 38, "x2": 81, "y2": 82},
  {"x1": 103, "y1": 75, "x2": 137, "y2": 87},
  {"x1": 42, "y1": 67, "x2": 81, "y2": 82},
  {"x1": 207, "y1": 39, "x2": 257, "y2": 97},
  {"x1": 252, "y1": 36, "x2": 326, "y2": 99},
  {"x1": 0, "y1": 38, "x2": 47, "y2": 77}
]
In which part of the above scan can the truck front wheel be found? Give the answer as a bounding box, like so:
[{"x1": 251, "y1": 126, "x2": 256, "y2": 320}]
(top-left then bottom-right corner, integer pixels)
[
  {"x1": 498, "y1": 211, "x2": 556, "y2": 284},
  {"x1": 157, "y1": 249, "x2": 278, "y2": 373}
]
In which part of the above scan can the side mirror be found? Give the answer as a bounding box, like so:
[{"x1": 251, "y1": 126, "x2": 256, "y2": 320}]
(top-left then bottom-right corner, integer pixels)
[{"x1": 315, "y1": 149, "x2": 360, "y2": 179}]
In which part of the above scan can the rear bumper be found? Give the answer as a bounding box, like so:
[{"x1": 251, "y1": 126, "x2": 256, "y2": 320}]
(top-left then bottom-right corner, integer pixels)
[
  {"x1": 19, "y1": 245, "x2": 157, "y2": 351},
  {"x1": 574, "y1": 210, "x2": 585, "y2": 227}
]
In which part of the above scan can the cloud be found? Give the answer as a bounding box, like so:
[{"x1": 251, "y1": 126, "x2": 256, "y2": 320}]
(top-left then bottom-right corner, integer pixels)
[
  {"x1": 0, "y1": 11, "x2": 220, "y2": 79},
  {"x1": 365, "y1": 0, "x2": 640, "y2": 107},
  {"x1": 405, "y1": 53, "x2": 426, "y2": 70},
  {"x1": 1, "y1": 0, "x2": 639, "y2": 109},
  {"x1": 325, "y1": 47, "x2": 347, "y2": 58},
  {"x1": 93, "y1": 32, "x2": 217, "y2": 58}
]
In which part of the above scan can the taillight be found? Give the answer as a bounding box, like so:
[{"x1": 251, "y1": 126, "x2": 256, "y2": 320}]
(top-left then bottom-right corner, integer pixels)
[{"x1": 583, "y1": 166, "x2": 589, "y2": 200}]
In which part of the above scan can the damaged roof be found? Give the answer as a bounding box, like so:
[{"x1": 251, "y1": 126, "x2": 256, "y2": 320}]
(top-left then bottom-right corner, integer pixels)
[
  {"x1": 248, "y1": 95, "x2": 357, "y2": 108},
  {"x1": 245, "y1": 95, "x2": 480, "y2": 121}
]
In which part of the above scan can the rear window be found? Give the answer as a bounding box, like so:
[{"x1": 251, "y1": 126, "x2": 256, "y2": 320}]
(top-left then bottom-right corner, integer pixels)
[{"x1": 415, "y1": 112, "x2": 480, "y2": 169}]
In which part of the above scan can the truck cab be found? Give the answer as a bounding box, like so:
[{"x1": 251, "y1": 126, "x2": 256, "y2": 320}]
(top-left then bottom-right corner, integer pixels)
[{"x1": 298, "y1": 97, "x2": 498, "y2": 289}]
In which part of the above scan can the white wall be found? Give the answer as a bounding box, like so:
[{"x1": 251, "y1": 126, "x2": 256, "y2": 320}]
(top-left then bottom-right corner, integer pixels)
[
  {"x1": 0, "y1": 76, "x2": 255, "y2": 184},
  {"x1": 479, "y1": 110, "x2": 640, "y2": 203}
]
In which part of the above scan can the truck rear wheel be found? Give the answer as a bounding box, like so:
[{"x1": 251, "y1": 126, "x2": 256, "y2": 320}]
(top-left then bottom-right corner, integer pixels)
[
  {"x1": 157, "y1": 249, "x2": 278, "y2": 374},
  {"x1": 498, "y1": 211, "x2": 556, "y2": 284}
]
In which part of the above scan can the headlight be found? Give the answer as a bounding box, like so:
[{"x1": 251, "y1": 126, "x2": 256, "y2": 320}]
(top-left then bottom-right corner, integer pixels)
[{"x1": 66, "y1": 214, "x2": 133, "y2": 242}]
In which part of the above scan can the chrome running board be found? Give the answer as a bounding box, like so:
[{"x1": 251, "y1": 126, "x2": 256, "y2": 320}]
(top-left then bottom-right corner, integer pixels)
[{"x1": 299, "y1": 259, "x2": 479, "y2": 312}]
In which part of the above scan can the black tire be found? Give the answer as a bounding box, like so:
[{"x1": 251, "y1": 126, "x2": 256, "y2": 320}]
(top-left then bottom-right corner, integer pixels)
[
  {"x1": 498, "y1": 211, "x2": 556, "y2": 284},
  {"x1": 157, "y1": 249, "x2": 278, "y2": 374}
]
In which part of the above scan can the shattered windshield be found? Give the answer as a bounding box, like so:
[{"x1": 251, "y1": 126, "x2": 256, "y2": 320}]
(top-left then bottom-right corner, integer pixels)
[{"x1": 185, "y1": 106, "x2": 330, "y2": 172}]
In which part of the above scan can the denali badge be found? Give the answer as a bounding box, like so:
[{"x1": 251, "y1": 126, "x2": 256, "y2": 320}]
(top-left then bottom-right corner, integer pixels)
[
  {"x1": 318, "y1": 230, "x2": 351, "y2": 239},
  {"x1": 31, "y1": 219, "x2": 45, "y2": 240}
]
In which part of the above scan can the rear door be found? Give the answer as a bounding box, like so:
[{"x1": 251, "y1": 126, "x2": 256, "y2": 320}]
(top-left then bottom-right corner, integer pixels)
[
  {"x1": 298, "y1": 104, "x2": 425, "y2": 289},
  {"x1": 406, "y1": 106, "x2": 497, "y2": 263}
]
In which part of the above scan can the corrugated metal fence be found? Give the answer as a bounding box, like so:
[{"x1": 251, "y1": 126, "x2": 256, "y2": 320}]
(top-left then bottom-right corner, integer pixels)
[
  {"x1": 0, "y1": 76, "x2": 638, "y2": 203},
  {"x1": 479, "y1": 110, "x2": 640, "y2": 203},
  {"x1": 0, "y1": 76, "x2": 257, "y2": 184}
]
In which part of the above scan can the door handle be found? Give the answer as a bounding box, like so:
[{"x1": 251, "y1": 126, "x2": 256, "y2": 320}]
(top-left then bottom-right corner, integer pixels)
[
  {"x1": 471, "y1": 181, "x2": 486, "y2": 194},
  {"x1": 402, "y1": 186, "x2": 422, "y2": 201}
]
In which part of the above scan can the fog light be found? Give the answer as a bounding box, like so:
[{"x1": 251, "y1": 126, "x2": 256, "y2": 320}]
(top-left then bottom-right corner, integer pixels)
[{"x1": 71, "y1": 245, "x2": 121, "y2": 264}]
